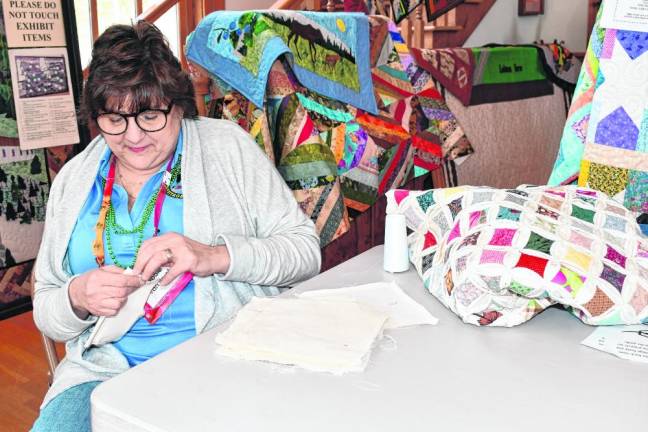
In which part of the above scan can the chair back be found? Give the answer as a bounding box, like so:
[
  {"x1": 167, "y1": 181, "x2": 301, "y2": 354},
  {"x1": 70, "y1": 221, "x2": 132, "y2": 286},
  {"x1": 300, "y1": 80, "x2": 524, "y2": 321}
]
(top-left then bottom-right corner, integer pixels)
[{"x1": 30, "y1": 263, "x2": 60, "y2": 385}]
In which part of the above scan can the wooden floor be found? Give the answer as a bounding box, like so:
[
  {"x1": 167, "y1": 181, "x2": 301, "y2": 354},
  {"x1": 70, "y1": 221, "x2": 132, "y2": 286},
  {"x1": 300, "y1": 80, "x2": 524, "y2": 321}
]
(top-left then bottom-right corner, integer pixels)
[{"x1": 0, "y1": 311, "x2": 64, "y2": 432}]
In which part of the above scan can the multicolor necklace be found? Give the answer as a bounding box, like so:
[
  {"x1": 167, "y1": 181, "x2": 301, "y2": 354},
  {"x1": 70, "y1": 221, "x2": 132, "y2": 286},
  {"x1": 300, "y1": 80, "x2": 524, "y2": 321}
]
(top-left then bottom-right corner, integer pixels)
[{"x1": 93, "y1": 154, "x2": 180, "y2": 268}]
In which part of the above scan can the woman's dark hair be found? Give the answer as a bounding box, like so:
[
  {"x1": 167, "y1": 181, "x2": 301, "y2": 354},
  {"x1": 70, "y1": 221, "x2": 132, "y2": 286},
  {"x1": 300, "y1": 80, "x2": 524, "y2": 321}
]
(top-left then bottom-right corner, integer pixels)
[{"x1": 80, "y1": 21, "x2": 197, "y2": 123}]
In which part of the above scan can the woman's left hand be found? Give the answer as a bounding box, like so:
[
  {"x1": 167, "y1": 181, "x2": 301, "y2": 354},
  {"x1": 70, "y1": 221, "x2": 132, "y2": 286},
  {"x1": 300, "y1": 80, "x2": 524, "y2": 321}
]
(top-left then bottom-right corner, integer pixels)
[{"x1": 133, "y1": 232, "x2": 230, "y2": 284}]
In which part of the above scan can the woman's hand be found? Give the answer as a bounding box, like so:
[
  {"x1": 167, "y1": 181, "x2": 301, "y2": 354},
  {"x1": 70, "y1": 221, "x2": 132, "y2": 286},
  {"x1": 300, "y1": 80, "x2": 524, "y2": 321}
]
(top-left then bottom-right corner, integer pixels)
[
  {"x1": 133, "y1": 232, "x2": 231, "y2": 285},
  {"x1": 69, "y1": 266, "x2": 143, "y2": 319}
]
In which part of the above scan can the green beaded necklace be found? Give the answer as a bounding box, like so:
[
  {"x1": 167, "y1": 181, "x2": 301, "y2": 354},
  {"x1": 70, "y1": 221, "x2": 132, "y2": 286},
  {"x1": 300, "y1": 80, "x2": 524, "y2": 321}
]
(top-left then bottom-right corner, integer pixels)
[
  {"x1": 164, "y1": 155, "x2": 183, "y2": 199},
  {"x1": 103, "y1": 156, "x2": 182, "y2": 269}
]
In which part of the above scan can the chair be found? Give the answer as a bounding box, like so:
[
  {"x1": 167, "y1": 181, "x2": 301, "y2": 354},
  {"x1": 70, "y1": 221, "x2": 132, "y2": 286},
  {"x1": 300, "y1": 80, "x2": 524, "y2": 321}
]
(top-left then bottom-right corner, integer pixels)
[{"x1": 29, "y1": 263, "x2": 60, "y2": 386}]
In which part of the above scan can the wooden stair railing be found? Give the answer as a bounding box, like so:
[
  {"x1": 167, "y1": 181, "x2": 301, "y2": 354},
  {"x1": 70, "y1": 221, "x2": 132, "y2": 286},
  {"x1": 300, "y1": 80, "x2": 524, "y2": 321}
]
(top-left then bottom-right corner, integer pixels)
[{"x1": 426, "y1": 0, "x2": 496, "y2": 48}]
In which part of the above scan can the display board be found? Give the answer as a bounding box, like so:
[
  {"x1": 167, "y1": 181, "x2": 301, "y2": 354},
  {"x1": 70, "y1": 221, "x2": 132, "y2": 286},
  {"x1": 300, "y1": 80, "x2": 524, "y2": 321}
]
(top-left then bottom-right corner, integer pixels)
[{"x1": 0, "y1": 0, "x2": 87, "y2": 320}]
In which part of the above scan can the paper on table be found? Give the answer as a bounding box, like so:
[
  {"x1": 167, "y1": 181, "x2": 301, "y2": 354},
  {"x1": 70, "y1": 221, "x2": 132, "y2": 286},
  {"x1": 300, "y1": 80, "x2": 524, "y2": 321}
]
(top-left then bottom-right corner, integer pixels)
[
  {"x1": 299, "y1": 282, "x2": 439, "y2": 329},
  {"x1": 215, "y1": 297, "x2": 388, "y2": 374},
  {"x1": 581, "y1": 325, "x2": 648, "y2": 364}
]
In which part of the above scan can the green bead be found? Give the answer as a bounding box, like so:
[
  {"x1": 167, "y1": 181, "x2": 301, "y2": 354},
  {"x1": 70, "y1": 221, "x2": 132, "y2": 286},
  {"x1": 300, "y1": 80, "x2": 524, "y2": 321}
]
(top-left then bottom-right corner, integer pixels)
[{"x1": 102, "y1": 156, "x2": 183, "y2": 269}]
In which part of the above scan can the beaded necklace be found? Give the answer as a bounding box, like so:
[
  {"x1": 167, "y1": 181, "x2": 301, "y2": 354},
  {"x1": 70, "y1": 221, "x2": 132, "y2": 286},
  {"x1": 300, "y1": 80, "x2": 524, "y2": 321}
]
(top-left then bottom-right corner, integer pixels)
[{"x1": 93, "y1": 154, "x2": 180, "y2": 269}]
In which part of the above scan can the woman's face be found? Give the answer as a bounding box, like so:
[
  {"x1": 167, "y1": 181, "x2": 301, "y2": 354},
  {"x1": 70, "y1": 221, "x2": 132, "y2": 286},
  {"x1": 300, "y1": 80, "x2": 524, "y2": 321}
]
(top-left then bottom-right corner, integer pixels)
[{"x1": 101, "y1": 99, "x2": 183, "y2": 174}]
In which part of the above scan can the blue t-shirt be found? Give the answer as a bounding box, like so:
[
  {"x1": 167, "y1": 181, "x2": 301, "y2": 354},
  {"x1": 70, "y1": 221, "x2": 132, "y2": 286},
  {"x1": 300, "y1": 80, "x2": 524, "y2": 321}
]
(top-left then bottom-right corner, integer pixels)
[{"x1": 67, "y1": 134, "x2": 196, "y2": 366}]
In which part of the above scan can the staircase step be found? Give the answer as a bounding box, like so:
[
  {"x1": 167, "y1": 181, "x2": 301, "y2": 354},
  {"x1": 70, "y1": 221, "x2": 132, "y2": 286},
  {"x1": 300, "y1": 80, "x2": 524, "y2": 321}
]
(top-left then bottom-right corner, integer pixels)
[{"x1": 426, "y1": 25, "x2": 463, "y2": 32}]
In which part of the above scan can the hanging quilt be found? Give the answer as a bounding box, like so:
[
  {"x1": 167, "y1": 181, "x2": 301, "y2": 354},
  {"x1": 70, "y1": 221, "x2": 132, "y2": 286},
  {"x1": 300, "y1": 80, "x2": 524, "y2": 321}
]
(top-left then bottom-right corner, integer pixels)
[
  {"x1": 550, "y1": 3, "x2": 648, "y2": 214},
  {"x1": 188, "y1": 14, "x2": 473, "y2": 247},
  {"x1": 412, "y1": 45, "x2": 554, "y2": 106},
  {"x1": 578, "y1": 26, "x2": 648, "y2": 213},
  {"x1": 186, "y1": 11, "x2": 378, "y2": 114},
  {"x1": 548, "y1": 16, "x2": 604, "y2": 186}
]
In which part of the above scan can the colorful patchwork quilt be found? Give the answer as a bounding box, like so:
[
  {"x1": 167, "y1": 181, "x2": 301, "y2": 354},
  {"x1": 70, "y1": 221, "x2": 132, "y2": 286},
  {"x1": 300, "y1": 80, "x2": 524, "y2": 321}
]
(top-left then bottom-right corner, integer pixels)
[
  {"x1": 550, "y1": 4, "x2": 648, "y2": 213},
  {"x1": 186, "y1": 11, "x2": 378, "y2": 114},
  {"x1": 188, "y1": 15, "x2": 473, "y2": 246},
  {"x1": 412, "y1": 45, "x2": 554, "y2": 106},
  {"x1": 387, "y1": 185, "x2": 648, "y2": 327}
]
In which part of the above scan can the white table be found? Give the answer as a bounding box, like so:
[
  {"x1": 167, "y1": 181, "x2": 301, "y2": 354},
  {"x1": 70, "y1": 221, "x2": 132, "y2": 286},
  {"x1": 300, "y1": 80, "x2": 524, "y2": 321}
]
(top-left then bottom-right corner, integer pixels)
[{"x1": 91, "y1": 246, "x2": 648, "y2": 431}]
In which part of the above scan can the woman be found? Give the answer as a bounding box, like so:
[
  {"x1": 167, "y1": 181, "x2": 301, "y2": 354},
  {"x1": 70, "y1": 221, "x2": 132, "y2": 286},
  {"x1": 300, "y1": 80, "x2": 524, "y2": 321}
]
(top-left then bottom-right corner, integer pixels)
[{"x1": 31, "y1": 21, "x2": 320, "y2": 431}]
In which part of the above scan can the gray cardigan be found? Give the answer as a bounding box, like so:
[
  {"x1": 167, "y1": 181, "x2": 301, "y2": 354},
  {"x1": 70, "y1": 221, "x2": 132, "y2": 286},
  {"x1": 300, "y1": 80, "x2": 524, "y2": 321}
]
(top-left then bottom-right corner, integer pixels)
[{"x1": 33, "y1": 117, "x2": 321, "y2": 406}]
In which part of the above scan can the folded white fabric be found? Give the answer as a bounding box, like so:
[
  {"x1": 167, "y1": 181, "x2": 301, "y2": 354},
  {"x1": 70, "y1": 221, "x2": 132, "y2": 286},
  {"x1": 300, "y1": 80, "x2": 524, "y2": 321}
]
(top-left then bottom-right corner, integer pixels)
[
  {"x1": 214, "y1": 297, "x2": 388, "y2": 374},
  {"x1": 84, "y1": 268, "x2": 174, "y2": 348},
  {"x1": 299, "y1": 282, "x2": 438, "y2": 329}
]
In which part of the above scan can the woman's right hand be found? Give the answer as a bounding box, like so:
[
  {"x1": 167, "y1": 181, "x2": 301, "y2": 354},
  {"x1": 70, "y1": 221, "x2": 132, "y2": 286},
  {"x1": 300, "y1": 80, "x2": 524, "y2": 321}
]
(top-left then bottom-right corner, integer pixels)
[{"x1": 69, "y1": 266, "x2": 143, "y2": 319}]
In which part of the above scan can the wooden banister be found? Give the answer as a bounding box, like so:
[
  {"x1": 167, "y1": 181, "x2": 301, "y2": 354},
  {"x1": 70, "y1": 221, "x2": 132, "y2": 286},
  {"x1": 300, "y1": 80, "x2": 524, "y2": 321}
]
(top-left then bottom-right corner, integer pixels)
[
  {"x1": 137, "y1": 0, "x2": 178, "y2": 23},
  {"x1": 271, "y1": 0, "x2": 311, "y2": 9}
]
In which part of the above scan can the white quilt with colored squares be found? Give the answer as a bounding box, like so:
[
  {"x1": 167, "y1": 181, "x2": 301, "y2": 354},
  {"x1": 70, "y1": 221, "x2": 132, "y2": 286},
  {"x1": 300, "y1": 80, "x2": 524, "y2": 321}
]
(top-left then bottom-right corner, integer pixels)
[{"x1": 386, "y1": 185, "x2": 648, "y2": 327}]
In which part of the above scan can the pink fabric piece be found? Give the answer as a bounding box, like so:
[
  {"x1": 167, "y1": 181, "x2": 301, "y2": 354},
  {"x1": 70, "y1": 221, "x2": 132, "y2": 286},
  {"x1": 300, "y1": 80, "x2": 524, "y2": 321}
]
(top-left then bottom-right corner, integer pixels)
[
  {"x1": 569, "y1": 230, "x2": 594, "y2": 249},
  {"x1": 545, "y1": 190, "x2": 566, "y2": 197},
  {"x1": 638, "y1": 244, "x2": 648, "y2": 259},
  {"x1": 489, "y1": 228, "x2": 516, "y2": 246},
  {"x1": 601, "y1": 29, "x2": 617, "y2": 59},
  {"x1": 480, "y1": 250, "x2": 506, "y2": 265},
  {"x1": 468, "y1": 211, "x2": 482, "y2": 229},
  {"x1": 577, "y1": 189, "x2": 598, "y2": 197},
  {"x1": 447, "y1": 221, "x2": 462, "y2": 243},
  {"x1": 631, "y1": 286, "x2": 648, "y2": 314},
  {"x1": 605, "y1": 245, "x2": 627, "y2": 268},
  {"x1": 552, "y1": 269, "x2": 567, "y2": 285},
  {"x1": 394, "y1": 189, "x2": 410, "y2": 205}
]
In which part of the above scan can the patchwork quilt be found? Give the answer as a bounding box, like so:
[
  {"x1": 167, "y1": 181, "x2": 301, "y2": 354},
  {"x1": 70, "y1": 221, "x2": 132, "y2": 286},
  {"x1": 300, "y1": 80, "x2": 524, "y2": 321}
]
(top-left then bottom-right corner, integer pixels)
[
  {"x1": 550, "y1": 3, "x2": 648, "y2": 213},
  {"x1": 186, "y1": 11, "x2": 378, "y2": 114},
  {"x1": 412, "y1": 45, "x2": 554, "y2": 106},
  {"x1": 187, "y1": 14, "x2": 473, "y2": 246},
  {"x1": 387, "y1": 185, "x2": 648, "y2": 327}
]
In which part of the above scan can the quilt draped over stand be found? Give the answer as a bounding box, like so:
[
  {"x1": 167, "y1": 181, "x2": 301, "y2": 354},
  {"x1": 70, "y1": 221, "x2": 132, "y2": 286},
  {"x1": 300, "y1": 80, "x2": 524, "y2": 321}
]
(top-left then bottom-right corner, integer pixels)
[
  {"x1": 549, "y1": 5, "x2": 648, "y2": 214},
  {"x1": 187, "y1": 12, "x2": 473, "y2": 246}
]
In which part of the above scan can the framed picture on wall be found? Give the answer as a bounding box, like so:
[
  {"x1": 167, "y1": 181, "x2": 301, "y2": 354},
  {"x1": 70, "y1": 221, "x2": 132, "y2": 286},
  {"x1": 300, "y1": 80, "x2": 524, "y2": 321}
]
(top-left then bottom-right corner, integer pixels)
[
  {"x1": 390, "y1": 0, "x2": 425, "y2": 24},
  {"x1": 518, "y1": 0, "x2": 544, "y2": 16},
  {"x1": 424, "y1": 0, "x2": 466, "y2": 22}
]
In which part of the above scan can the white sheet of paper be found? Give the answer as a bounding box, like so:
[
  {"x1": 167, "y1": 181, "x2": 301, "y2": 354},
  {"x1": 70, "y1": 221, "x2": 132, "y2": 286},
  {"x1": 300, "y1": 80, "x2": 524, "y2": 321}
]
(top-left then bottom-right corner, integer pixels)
[
  {"x1": 581, "y1": 325, "x2": 648, "y2": 364},
  {"x1": 214, "y1": 297, "x2": 388, "y2": 374},
  {"x1": 601, "y1": 0, "x2": 648, "y2": 32},
  {"x1": 299, "y1": 282, "x2": 439, "y2": 329}
]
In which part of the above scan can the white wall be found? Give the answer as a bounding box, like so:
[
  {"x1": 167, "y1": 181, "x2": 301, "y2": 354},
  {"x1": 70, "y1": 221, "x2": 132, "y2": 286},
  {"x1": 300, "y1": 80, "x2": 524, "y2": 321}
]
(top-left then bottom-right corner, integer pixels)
[
  {"x1": 225, "y1": 0, "x2": 277, "y2": 10},
  {"x1": 465, "y1": 0, "x2": 589, "y2": 52}
]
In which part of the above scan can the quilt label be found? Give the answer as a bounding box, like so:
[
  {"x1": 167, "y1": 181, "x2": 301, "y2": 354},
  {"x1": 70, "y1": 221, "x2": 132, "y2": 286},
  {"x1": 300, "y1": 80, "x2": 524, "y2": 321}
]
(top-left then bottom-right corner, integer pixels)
[{"x1": 602, "y1": 0, "x2": 648, "y2": 32}]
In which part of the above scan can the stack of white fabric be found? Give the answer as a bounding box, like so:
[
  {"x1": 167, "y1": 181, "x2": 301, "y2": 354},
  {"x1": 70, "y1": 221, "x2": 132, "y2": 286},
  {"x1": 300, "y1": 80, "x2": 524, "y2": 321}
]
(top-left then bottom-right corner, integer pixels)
[{"x1": 215, "y1": 282, "x2": 438, "y2": 374}]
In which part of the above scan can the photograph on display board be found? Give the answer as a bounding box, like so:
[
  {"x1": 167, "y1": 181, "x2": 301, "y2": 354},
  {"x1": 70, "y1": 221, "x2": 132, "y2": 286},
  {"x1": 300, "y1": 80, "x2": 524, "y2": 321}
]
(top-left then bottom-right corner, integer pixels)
[
  {"x1": 0, "y1": 9, "x2": 17, "y2": 141},
  {"x1": 425, "y1": 0, "x2": 466, "y2": 21},
  {"x1": 390, "y1": 0, "x2": 425, "y2": 24},
  {"x1": 15, "y1": 55, "x2": 69, "y2": 99}
]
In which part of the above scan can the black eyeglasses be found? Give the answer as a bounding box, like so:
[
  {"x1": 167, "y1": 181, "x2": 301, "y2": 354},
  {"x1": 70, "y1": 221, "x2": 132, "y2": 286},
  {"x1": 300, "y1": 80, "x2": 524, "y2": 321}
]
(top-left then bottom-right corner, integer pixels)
[{"x1": 94, "y1": 102, "x2": 174, "y2": 135}]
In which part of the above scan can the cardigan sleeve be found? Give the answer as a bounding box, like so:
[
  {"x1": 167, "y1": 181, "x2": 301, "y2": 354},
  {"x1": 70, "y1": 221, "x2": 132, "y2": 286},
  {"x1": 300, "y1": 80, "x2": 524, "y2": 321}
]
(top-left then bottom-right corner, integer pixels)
[
  {"x1": 211, "y1": 123, "x2": 322, "y2": 287},
  {"x1": 32, "y1": 163, "x2": 98, "y2": 342}
]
